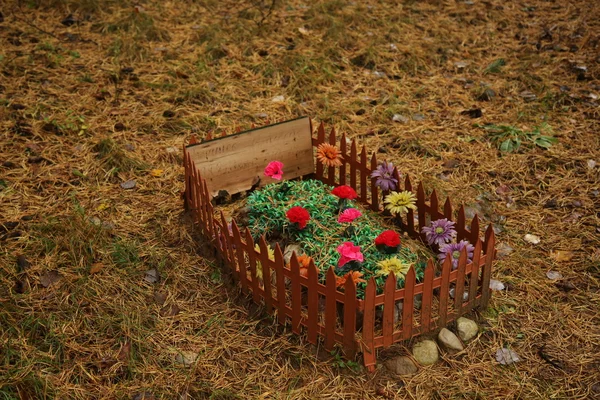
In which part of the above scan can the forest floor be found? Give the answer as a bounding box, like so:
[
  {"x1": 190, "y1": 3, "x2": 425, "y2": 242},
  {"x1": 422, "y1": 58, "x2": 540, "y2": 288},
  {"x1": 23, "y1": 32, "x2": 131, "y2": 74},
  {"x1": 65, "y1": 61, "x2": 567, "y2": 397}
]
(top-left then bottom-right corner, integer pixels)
[{"x1": 0, "y1": 0, "x2": 599, "y2": 399}]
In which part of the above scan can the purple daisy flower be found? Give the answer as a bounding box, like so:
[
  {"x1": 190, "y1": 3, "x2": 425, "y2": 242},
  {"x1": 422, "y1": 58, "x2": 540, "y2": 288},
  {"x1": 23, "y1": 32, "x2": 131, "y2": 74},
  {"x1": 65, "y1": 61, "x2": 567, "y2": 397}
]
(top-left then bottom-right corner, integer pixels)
[
  {"x1": 422, "y1": 218, "x2": 457, "y2": 246},
  {"x1": 438, "y1": 240, "x2": 474, "y2": 270},
  {"x1": 371, "y1": 161, "x2": 399, "y2": 191}
]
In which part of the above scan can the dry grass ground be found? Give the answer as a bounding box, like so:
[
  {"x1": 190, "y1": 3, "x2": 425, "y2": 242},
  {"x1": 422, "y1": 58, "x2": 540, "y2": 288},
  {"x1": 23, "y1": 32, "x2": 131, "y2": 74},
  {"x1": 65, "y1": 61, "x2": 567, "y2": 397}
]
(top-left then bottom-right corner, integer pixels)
[{"x1": 1, "y1": 0, "x2": 599, "y2": 398}]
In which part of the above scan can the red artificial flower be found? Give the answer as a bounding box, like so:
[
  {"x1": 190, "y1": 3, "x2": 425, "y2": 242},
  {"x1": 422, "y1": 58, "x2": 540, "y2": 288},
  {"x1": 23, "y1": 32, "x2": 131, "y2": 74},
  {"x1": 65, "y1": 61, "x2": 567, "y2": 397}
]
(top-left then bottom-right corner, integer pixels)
[
  {"x1": 375, "y1": 230, "x2": 401, "y2": 248},
  {"x1": 331, "y1": 185, "x2": 357, "y2": 200},
  {"x1": 286, "y1": 206, "x2": 310, "y2": 229}
]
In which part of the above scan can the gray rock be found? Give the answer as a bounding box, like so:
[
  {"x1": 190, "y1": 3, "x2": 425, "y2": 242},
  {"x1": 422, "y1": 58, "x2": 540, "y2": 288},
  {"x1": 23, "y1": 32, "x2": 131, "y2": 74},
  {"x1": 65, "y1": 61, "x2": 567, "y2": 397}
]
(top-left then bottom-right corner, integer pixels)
[
  {"x1": 438, "y1": 328, "x2": 464, "y2": 352},
  {"x1": 283, "y1": 244, "x2": 303, "y2": 265},
  {"x1": 456, "y1": 317, "x2": 479, "y2": 341},
  {"x1": 384, "y1": 356, "x2": 418, "y2": 376},
  {"x1": 412, "y1": 340, "x2": 439, "y2": 366}
]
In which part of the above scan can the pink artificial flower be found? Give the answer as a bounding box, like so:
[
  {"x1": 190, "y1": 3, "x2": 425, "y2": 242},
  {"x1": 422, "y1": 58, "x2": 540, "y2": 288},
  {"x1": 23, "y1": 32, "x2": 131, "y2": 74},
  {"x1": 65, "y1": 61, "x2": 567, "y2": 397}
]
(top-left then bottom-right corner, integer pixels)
[
  {"x1": 337, "y1": 208, "x2": 362, "y2": 223},
  {"x1": 336, "y1": 242, "x2": 364, "y2": 267},
  {"x1": 264, "y1": 161, "x2": 284, "y2": 180}
]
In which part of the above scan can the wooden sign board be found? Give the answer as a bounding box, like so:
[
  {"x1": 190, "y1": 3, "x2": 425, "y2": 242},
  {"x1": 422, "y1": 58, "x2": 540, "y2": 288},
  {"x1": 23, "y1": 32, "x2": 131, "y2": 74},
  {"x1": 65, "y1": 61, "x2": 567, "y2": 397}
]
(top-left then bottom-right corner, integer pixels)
[{"x1": 186, "y1": 117, "x2": 314, "y2": 197}]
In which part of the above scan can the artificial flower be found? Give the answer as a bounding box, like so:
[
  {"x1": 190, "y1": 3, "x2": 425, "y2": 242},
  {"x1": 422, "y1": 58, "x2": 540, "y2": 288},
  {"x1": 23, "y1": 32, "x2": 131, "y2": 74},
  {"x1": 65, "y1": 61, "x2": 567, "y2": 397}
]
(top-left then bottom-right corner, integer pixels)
[
  {"x1": 376, "y1": 257, "x2": 412, "y2": 279},
  {"x1": 438, "y1": 240, "x2": 475, "y2": 269},
  {"x1": 384, "y1": 190, "x2": 417, "y2": 215},
  {"x1": 338, "y1": 208, "x2": 362, "y2": 223},
  {"x1": 264, "y1": 160, "x2": 284, "y2": 180},
  {"x1": 286, "y1": 206, "x2": 310, "y2": 229},
  {"x1": 316, "y1": 143, "x2": 343, "y2": 167},
  {"x1": 336, "y1": 271, "x2": 366, "y2": 288},
  {"x1": 296, "y1": 254, "x2": 313, "y2": 278},
  {"x1": 336, "y1": 242, "x2": 364, "y2": 267},
  {"x1": 422, "y1": 218, "x2": 457, "y2": 246},
  {"x1": 331, "y1": 185, "x2": 357, "y2": 200},
  {"x1": 375, "y1": 230, "x2": 401, "y2": 253},
  {"x1": 254, "y1": 244, "x2": 275, "y2": 280},
  {"x1": 371, "y1": 161, "x2": 398, "y2": 191}
]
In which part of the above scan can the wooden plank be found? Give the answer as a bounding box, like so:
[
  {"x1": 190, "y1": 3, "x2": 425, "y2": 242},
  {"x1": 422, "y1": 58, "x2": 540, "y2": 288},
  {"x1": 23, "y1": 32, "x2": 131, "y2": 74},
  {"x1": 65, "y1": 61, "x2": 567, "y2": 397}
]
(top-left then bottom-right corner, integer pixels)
[
  {"x1": 203, "y1": 180, "x2": 215, "y2": 240},
  {"x1": 470, "y1": 214, "x2": 480, "y2": 246},
  {"x1": 457, "y1": 205, "x2": 466, "y2": 242},
  {"x1": 290, "y1": 254, "x2": 302, "y2": 334},
  {"x1": 307, "y1": 260, "x2": 319, "y2": 345},
  {"x1": 401, "y1": 267, "x2": 416, "y2": 340},
  {"x1": 382, "y1": 273, "x2": 397, "y2": 347},
  {"x1": 244, "y1": 229, "x2": 260, "y2": 303},
  {"x1": 324, "y1": 268, "x2": 337, "y2": 351},
  {"x1": 481, "y1": 226, "x2": 495, "y2": 307},
  {"x1": 443, "y1": 197, "x2": 453, "y2": 221},
  {"x1": 339, "y1": 132, "x2": 347, "y2": 186},
  {"x1": 359, "y1": 146, "x2": 368, "y2": 203},
  {"x1": 186, "y1": 117, "x2": 314, "y2": 197},
  {"x1": 327, "y1": 128, "x2": 337, "y2": 185},
  {"x1": 350, "y1": 140, "x2": 358, "y2": 190},
  {"x1": 274, "y1": 243, "x2": 287, "y2": 325},
  {"x1": 370, "y1": 153, "x2": 379, "y2": 212},
  {"x1": 315, "y1": 122, "x2": 326, "y2": 180},
  {"x1": 259, "y1": 236, "x2": 273, "y2": 313},
  {"x1": 468, "y1": 240, "x2": 482, "y2": 308},
  {"x1": 231, "y1": 222, "x2": 248, "y2": 292},
  {"x1": 454, "y1": 247, "x2": 468, "y2": 313},
  {"x1": 430, "y1": 189, "x2": 439, "y2": 219},
  {"x1": 343, "y1": 277, "x2": 357, "y2": 359},
  {"x1": 405, "y1": 176, "x2": 415, "y2": 235},
  {"x1": 438, "y1": 256, "x2": 452, "y2": 327},
  {"x1": 361, "y1": 278, "x2": 377, "y2": 372},
  {"x1": 417, "y1": 182, "x2": 426, "y2": 237},
  {"x1": 420, "y1": 260, "x2": 435, "y2": 333}
]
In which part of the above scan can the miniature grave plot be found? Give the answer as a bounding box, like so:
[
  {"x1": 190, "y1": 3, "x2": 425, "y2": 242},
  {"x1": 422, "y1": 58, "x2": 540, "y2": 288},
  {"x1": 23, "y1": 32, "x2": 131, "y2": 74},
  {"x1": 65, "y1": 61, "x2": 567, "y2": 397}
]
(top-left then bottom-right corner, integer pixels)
[{"x1": 183, "y1": 117, "x2": 496, "y2": 371}]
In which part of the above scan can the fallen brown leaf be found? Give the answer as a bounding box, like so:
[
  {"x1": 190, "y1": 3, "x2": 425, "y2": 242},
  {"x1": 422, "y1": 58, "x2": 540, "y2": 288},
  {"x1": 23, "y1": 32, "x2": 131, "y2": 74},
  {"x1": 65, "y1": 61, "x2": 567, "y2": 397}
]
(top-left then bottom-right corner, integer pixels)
[
  {"x1": 89, "y1": 262, "x2": 105, "y2": 274},
  {"x1": 550, "y1": 250, "x2": 575, "y2": 262}
]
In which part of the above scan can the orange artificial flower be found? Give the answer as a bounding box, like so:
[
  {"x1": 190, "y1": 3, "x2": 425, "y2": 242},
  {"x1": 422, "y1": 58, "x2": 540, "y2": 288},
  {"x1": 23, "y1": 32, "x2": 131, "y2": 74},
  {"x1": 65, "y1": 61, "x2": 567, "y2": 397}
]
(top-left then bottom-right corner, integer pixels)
[
  {"x1": 336, "y1": 271, "x2": 366, "y2": 288},
  {"x1": 289, "y1": 254, "x2": 313, "y2": 278},
  {"x1": 316, "y1": 143, "x2": 343, "y2": 167}
]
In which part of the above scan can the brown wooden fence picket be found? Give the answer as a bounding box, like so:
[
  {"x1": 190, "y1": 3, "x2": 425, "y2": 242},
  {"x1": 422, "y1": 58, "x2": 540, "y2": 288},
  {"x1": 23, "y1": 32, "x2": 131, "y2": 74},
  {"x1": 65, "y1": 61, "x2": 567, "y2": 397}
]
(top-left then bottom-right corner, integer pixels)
[
  {"x1": 420, "y1": 260, "x2": 435, "y2": 333},
  {"x1": 340, "y1": 132, "x2": 347, "y2": 186},
  {"x1": 231, "y1": 221, "x2": 248, "y2": 291},
  {"x1": 258, "y1": 236, "x2": 273, "y2": 313},
  {"x1": 401, "y1": 267, "x2": 416, "y2": 339},
  {"x1": 325, "y1": 268, "x2": 337, "y2": 351},
  {"x1": 383, "y1": 273, "x2": 397, "y2": 347},
  {"x1": 469, "y1": 240, "x2": 482, "y2": 308},
  {"x1": 343, "y1": 278, "x2": 357, "y2": 359},
  {"x1": 290, "y1": 254, "x2": 302, "y2": 335},
  {"x1": 454, "y1": 248, "x2": 468, "y2": 313},
  {"x1": 274, "y1": 243, "x2": 287, "y2": 325},
  {"x1": 350, "y1": 140, "x2": 358, "y2": 189},
  {"x1": 405, "y1": 175, "x2": 415, "y2": 235},
  {"x1": 362, "y1": 278, "x2": 377, "y2": 371},
  {"x1": 438, "y1": 256, "x2": 452, "y2": 327},
  {"x1": 307, "y1": 260, "x2": 319, "y2": 345},
  {"x1": 359, "y1": 146, "x2": 368, "y2": 203},
  {"x1": 457, "y1": 205, "x2": 466, "y2": 242},
  {"x1": 316, "y1": 122, "x2": 325, "y2": 180},
  {"x1": 470, "y1": 215, "x2": 480, "y2": 246},
  {"x1": 328, "y1": 128, "x2": 337, "y2": 186},
  {"x1": 481, "y1": 226, "x2": 495, "y2": 307},
  {"x1": 444, "y1": 198, "x2": 453, "y2": 221},
  {"x1": 370, "y1": 153, "x2": 379, "y2": 212}
]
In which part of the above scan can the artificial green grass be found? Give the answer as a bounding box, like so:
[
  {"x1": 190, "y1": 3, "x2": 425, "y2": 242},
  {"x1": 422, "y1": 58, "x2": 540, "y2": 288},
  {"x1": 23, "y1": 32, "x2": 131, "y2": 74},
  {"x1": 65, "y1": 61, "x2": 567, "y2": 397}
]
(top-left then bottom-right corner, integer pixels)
[{"x1": 246, "y1": 179, "x2": 429, "y2": 297}]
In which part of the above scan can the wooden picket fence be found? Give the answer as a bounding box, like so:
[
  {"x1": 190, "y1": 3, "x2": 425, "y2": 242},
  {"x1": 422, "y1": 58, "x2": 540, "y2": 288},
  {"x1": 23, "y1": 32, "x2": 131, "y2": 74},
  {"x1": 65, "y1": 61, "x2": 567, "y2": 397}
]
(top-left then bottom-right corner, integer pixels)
[{"x1": 183, "y1": 121, "x2": 495, "y2": 371}]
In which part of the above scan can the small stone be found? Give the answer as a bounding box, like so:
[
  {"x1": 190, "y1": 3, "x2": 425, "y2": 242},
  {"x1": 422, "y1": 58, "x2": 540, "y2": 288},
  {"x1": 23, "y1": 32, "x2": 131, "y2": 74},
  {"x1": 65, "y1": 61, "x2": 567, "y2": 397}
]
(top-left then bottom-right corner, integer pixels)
[
  {"x1": 438, "y1": 328, "x2": 464, "y2": 352},
  {"x1": 587, "y1": 160, "x2": 597, "y2": 169},
  {"x1": 40, "y1": 270, "x2": 62, "y2": 287},
  {"x1": 384, "y1": 356, "x2": 418, "y2": 376},
  {"x1": 456, "y1": 317, "x2": 479, "y2": 341},
  {"x1": 489, "y1": 279, "x2": 505, "y2": 291},
  {"x1": 496, "y1": 243, "x2": 514, "y2": 259},
  {"x1": 144, "y1": 269, "x2": 160, "y2": 283},
  {"x1": 174, "y1": 351, "x2": 199, "y2": 367},
  {"x1": 412, "y1": 340, "x2": 439, "y2": 366},
  {"x1": 495, "y1": 348, "x2": 521, "y2": 365},
  {"x1": 392, "y1": 114, "x2": 409, "y2": 123},
  {"x1": 120, "y1": 180, "x2": 136, "y2": 190},
  {"x1": 412, "y1": 113, "x2": 425, "y2": 121},
  {"x1": 546, "y1": 270, "x2": 563, "y2": 280},
  {"x1": 271, "y1": 95, "x2": 285, "y2": 103},
  {"x1": 524, "y1": 234, "x2": 540, "y2": 244}
]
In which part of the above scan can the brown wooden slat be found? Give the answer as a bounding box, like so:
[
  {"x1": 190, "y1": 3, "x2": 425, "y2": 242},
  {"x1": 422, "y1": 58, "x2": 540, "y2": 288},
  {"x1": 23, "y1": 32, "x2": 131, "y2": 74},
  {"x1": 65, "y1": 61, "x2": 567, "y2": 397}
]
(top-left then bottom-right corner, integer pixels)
[
  {"x1": 443, "y1": 197, "x2": 453, "y2": 221},
  {"x1": 438, "y1": 256, "x2": 452, "y2": 327},
  {"x1": 339, "y1": 132, "x2": 347, "y2": 186},
  {"x1": 343, "y1": 278, "x2": 357, "y2": 359},
  {"x1": 361, "y1": 278, "x2": 377, "y2": 372},
  {"x1": 454, "y1": 248, "x2": 468, "y2": 313},
  {"x1": 382, "y1": 273, "x2": 397, "y2": 347},
  {"x1": 315, "y1": 122, "x2": 326, "y2": 180},
  {"x1": 468, "y1": 240, "x2": 483, "y2": 308},
  {"x1": 244, "y1": 228, "x2": 261, "y2": 303},
  {"x1": 470, "y1": 214, "x2": 480, "y2": 245},
  {"x1": 417, "y1": 182, "x2": 426, "y2": 237},
  {"x1": 405, "y1": 176, "x2": 415, "y2": 235},
  {"x1": 274, "y1": 243, "x2": 287, "y2": 326},
  {"x1": 401, "y1": 267, "x2": 416, "y2": 340},
  {"x1": 188, "y1": 134, "x2": 198, "y2": 145},
  {"x1": 328, "y1": 127, "x2": 337, "y2": 185},
  {"x1": 205, "y1": 131, "x2": 212, "y2": 141},
  {"x1": 259, "y1": 236, "x2": 273, "y2": 313},
  {"x1": 324, "y1": 268, "x2": 337, "y2": 351},
  {"x1": 307, "y1": 260, "x2": 319, "y2": 344},
  {"x1": 350, "y1": 140, "x2": 358, "y2": 190},
  {"x1": 457, "y1": 205, "x2": 466, "y2": 242},
  {"x1": 370, "y1": 153, "x2": 379, "y2": 212},
  {"x1": 359, "y1": 146, "x2": 368, "y2": 203},
  {"x1": 290, "y1": 254, "x2": 302, "y2": 335},
  {"x1": 203, "y1": 180, "x2": 215, "y2": 239},
  {"x1": 231, "y1": 221, "x2": 248, "y2": 291},
  {"x1": 481, "y1": 226, "x2": 495, "y2": 307},
  {"x1": 420, "y1": 260, "x2": 435, "y2": 333}
]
